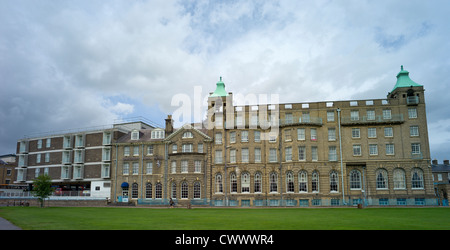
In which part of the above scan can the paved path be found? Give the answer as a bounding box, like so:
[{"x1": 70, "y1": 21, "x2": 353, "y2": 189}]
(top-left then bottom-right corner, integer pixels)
[{"x1": 0, "y1": 217, "x2": 21, "y2": 230}]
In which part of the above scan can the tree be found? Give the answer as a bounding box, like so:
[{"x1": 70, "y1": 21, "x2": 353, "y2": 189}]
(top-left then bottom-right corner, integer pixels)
[{"x1": 32, "y1": 175, "x2": 54, "y2": 207}]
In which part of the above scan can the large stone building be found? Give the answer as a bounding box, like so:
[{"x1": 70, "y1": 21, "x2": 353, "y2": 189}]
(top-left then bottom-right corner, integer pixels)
[{"x1": 109, "y1": 66, "x2": 435, "y2": 207}]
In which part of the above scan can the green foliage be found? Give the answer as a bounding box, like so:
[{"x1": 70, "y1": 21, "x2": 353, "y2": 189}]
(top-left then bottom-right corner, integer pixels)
[{"x1": 31, "y1": 175, "x2": 54, "y2": 207}]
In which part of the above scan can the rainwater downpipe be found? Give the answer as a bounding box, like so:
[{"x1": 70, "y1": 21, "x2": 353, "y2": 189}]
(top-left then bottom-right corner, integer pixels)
[{"x1": 337, "y1": 108, "x2": 347, "y2": 205}]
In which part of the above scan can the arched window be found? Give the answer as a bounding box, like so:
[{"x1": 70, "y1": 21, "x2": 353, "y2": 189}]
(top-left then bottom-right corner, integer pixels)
[
  {"x1": 299, "y1": 170, "x2": 308, "y2": 192},
  {"x1": 376, "y1": 169, "x2": 388, "y2": 189},
  {"x1": 393, "y1": 168, "x2": 406, "y2": 189},
  {"x1": 194, "y1": 182, "x2": 201, "y2": 199},
  {"x1": 330, "y1": 171, "x2": 338, "y2": 192},
  {"x1": 311, "y1": 171, "x2": 319, "y2": 192},
  {"x1": 349, "y1": 170, "x2": 361, "y2": 190},
  {"x1": 215, "y1": 173, "x2": 223, "y2": 193},
  {"x1": 254, "y1": 172, "x2": 262, "y2": 193},
  {"x1": 132, "y1": 183, "x2": 138, "y2": 199},
  {"x1": 181, "y1": 181, "x2": 189, "y2": 199},
  {"x1": 270, "y1": 172, "x2": 278, "y2": 193},
  {"x1": 286, "y1": 172, "x2": 294, "y2": 193},
  {"x1": 155, "y1": 183, "x2": 162, "y2": 199},
  {"x1": 171, "y1": 182, "x2": 177, "y2": 199},
  {"x1": 412, "y1": 168, "x2": 424, "y2": 189},
  {"x1": 241, "y1": 172, "x2": 250, "y2": 193},
  {"x1": 145, "y1": 183, "x2": 152, "y2": 199},
  {"x1": 230, "y1": 172, "x2": 237, "y2": 193}
]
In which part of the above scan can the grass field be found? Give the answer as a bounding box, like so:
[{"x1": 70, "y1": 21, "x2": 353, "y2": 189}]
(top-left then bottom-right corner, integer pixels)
[{"x1": 0, "y1": 206, "x2": 449, "y2": 230}]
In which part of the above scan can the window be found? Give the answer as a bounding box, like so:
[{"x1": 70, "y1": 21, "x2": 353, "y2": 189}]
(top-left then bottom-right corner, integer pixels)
[
  {"x1": 46, "y1": 138, "x2": 51, "y2": 148},
  {"x1": 182, "y1": 131, "x2": 193, "y2": 138},
  {"x1": 367, "y1": 110, "x2": 375, "y2": 120},
  {"x1": 36, "y1": 154, "x2": 41, "y2": 163},
  {"x1": 241, "y1": 131, "x2": 249, "y2": 142},
  {"x1": 369, "y1": 144, "x2": 378, "y2": 155},
  {"x1": 123, "y1": 163, "x2": 129, "y2": 175},
  {"x1": 311, "y1": 171, "x2": 319, "y2": 192},
  {"x1": 155, "y1": 183, "x2": 162, "y2": 199},
  {"x1": 103, "y1": 132, "x2": 111, "y2": 145},
  {"x1": 285, "y1": 147, "x2": 292, "y2": 162},
  {"x1": 215, "y1": 133, "x2": 222, "y2": 144},
  {"x1": 181, "y1": 160, "x2": 188, "y2": 173},
  {"x1": 297, "y1": 128, "x2": 305, "y2": 140},
  {"x1": 298, "y1": 146, "x2": 306, "y2": 161},
  {"x1": 35, "y1": 168, "x2": 40, "y2": 178},
  {"x1": 146, "y1": 162, "x2": 153, "y2": 174},
  {"x1": 351, "y1": 110, "x2": 359, "y2": 121},
  {"x1": 131, "y1": 130, "x2": 139, "y2": 140},
  {"x1": 410, "y1": 126, "x2": 419, "y2": 137},
  {"x1": 133, "y1": 146, "x2": 139, "y2": 156},
  {"x1": 172, "y1": 144, "x2": 177, "y2": 153},
  {"x1": 368, "y1": 128, "x2": 377, "y2": 138},
  {"x1": 215, "y1": 173, "x2": 223, "y2": 193},
  {"x1": 269, "y1": 148, "x2": 277, "y2": 162},
  {"x1": 384, "y1": 127, "x2": 393, "y2": 137},
  {"x1": 310, "y1": 128, "x2": 317, "y2": 141},
  {"x1": 102, "y1": 164, "x2": 110, "y2": 178},
  {"x1": 171, "y1": 161, "x2": 176, "y2": 173},
  {"x1": 411, "y1": 168, "x2": 424, "y2": 189},
  {"x1": 353, "y1": 145, "x2": 361, "y2": 156},
  {"x1": 254, "y1": 172, "x2": 262, "y2": 193},
  {"x1": 270, "y1": 172, "x2": 278, "y2": 193},
  {"x1": 408, "y1": 108, "x2": 417, "y2": 119},
  {"x1": 302, "y1": 112, "x2": 310, "y2": 122},
  {"x1": 286, "y1": 172, "x2": 294, "y2": 193},
  {"x1": 73, "y1": 165, "x2": 83, "y2": 179},
  {"x1": 132, "y1": 162, "x2": 139, "y2": 175},
  {"x1": 147, "y1": 145, "x2": 153, "y2": 155},
  {"x1": 145, "y1": 183, "x2": 152, "y2": 199},
  {"x1": 327, "y1": 111, "x2": 335, "y2": 122},
  {"x1": 151, "y1": 129, "x2": 165, "y2": 139},
  {"x1": 254, "y1": 148, "x2": 261, "y2": 163},
  {"x1": 412, "y1": 143, "x2": 421, "y2": 155},
  {"x1": 181, "y1": 182, "x2": 188, "y2": 199},
  {"x1": 230, "y1": 172, "x2": 237, "y2": 193},
  {"x1": 194, "y1": 182, "x2": 201, "y2": 199},
  {"x1": 386, "y1": 144, "x2": 395, "y2": 155},
  {"x1": 393, "y1": 169, "x2": 406, "y2": 189},
  {"x1": 330, "y1": 171, "x2": 338, "y2": 192},
  {"x1": 61, "y1": 166, "x2": 70, "y2": 179},
  {"x1": 285, "y1": 113, "x2": 293, "y2": 124},
  {"x1": 132, "y1": 183, "x2": 138, "y2": 199},
  {"x1": 285, "y1": 129, "x2": 292, "y2": 141},
  {"x1": 383, "y1": 109, "x2": 391, "y2": 120},
  {"x1": 37, "y1": 139, "x2": 42, "y2": 149},
  {"x1": 250, "y1": 114, "x2": 258, "y2": 127},
  {"x1": 241, "y1": 172, "x2": 250, "y2": 193},
  {"x1": 124, "y1": 146, "x2": 130, "y2": 156},
  {"x1": 376, "y1": 169, "x2": 388, "y2": 189},
  {"x1": 350, "y1": 170, "x2": 361, "y2": 190},
  {"x1": 198, "y1": 143, "x2": 203, "y2": 153},
  {"x1": 299, "y1": 171, "x2": 307, "y2": 192},
  {"x1": 352, "y1": 128, "x2": 360, "y2": 138},
  {"x1": 254, "y1": 131, "x2": 261, "y2": 142},
  {"x1": 241, "y1": 148, "x2": 249, "y2": 163},
  {"x1": 329, "y1": 146, "x2": 337, "y2": 161},
  {"x1": 194, "y1": 161, "x2": 201, "y2": 173},
  {"x1": 229, "y1": 149, "x2": 236, "y2": 163},
  {"x1": 328, "y1": 128, "x2": 336, "y2": 141},
  {"x1": 215, "y1": 150, "x2": 223, "y2": 164},
  {"x1": 311, "y1": 146, "x2": 318, "y2": 161},
  {"x1": 102, "y1": 148, "x2": 111, "y2": 161},
  {"x1": 230, "y1": 132, "x2": 236, "y2": 143},
  {"x1": 182, "y1": 143, "x2": 193, "y2": 153}
]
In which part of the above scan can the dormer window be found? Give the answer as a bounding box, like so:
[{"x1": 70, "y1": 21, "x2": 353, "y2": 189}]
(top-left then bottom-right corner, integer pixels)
[
  {"x1": 131, "y1": 130, "x2": 139, "y2": 140},
  {"x1": 151, "y1": 129, "x2": 165, "y2": 139}
]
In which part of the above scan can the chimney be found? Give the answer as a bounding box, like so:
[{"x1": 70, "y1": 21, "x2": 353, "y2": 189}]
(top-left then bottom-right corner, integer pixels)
[
  {"x1": 165, "y1": 115, "x2": 174, "y2": 135},
  {"x1": 432, "y1": 159, "x2": 438, "y2": 165},
  {"x1": 444, "y1": 160, "x2": 449, "y2": 165}
]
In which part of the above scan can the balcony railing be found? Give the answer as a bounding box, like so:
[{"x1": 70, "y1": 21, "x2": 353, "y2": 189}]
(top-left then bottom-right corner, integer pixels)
[{"x1": 340, "y1": 114, "x2": 404, "y2": 125}]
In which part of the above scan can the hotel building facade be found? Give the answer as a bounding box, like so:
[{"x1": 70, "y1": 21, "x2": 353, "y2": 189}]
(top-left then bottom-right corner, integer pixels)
[{"x1": 110, "y1": 66, "x2": 435, "y2": 207}]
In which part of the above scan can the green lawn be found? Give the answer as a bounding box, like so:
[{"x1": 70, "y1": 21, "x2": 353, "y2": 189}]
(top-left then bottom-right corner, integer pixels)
[{"x1": 0, "y1": 206, "x2": 449, "y2": 230}]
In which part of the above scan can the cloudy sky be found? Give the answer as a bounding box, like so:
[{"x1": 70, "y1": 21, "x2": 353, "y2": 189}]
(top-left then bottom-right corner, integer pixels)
[{"x1": 1, "y1": 0, "x2": 449, "y2": 161}]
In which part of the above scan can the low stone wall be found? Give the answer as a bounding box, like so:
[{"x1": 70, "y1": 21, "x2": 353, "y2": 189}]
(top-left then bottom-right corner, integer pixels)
[{"x1": 0, "y1": 198, "x2": 108, "y2": 207}]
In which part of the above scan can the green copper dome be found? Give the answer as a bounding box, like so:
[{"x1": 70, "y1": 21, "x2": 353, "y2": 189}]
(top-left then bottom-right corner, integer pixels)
[
  {"x1": 391, "y1": 65, "x2": 422, "y2": 92},
  {"x1": 210, "y1": 76, "x2": 229, "y2": 97}
]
